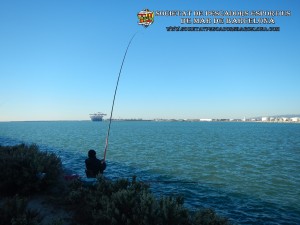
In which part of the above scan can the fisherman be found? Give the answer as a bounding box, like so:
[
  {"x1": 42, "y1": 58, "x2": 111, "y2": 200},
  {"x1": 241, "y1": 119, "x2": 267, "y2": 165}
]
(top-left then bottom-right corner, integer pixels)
[{"x1": 85, "y1": 149, "x2": 106, "y2": 178}]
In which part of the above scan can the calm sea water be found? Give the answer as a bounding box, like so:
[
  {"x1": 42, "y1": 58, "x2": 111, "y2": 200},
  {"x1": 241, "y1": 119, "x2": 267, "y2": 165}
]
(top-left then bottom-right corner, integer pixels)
[{"x1": 1, "y1": 121, "x2": 300, "y2": 224}]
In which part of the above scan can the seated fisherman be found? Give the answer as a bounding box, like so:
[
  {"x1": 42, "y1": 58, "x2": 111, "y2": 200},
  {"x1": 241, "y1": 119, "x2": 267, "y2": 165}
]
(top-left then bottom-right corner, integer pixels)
[{"x1": 85, "y1": 149, "x2": 106, "y2": 178}]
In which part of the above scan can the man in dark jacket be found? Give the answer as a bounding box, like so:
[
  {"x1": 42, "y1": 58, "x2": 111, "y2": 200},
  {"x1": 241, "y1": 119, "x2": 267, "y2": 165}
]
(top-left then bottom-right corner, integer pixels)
[{"x1": 85, "y1": 149, "x2": 106, "y2": 178}]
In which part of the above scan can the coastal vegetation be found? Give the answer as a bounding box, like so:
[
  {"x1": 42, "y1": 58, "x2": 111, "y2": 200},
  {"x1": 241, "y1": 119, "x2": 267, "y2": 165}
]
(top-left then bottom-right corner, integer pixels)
[
  {"x1": 0, "y1": 144, "x2": 62, "y2": 196},
  {"x1": 0, "y1": 144, "x2": 231, "y2": 225}
]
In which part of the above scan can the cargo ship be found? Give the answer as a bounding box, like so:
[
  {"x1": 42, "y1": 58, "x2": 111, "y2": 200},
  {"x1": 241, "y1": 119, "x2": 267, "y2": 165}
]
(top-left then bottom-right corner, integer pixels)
[{"x1": 89, "y1": 112, "x2": 106, "y2": 121}]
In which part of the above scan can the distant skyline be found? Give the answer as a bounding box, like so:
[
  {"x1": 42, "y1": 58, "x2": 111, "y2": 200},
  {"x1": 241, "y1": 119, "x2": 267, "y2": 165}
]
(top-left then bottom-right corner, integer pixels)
[{"x1": 0, "y1": 0, "x2": 299, "y2": 121}]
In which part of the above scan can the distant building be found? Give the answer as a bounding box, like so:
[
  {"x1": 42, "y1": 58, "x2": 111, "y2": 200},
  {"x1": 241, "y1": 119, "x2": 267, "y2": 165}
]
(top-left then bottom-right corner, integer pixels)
[
  {"x1": 261, "y1": 117, "x2": 269, "y2": 122},
  {"x1": 219, "y1": 119, "x2": 230, "y2": 122},
  {"x1": 291, "y1": 117, "x2": 300, "y2": 122},
  {"x1": 199, "y1": 119, "x2": 212, "y2": 122}
]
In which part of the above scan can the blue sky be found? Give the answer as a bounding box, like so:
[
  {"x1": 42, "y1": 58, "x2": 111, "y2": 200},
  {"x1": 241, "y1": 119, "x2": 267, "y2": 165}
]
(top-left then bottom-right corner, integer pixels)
[{"x1": 0, "y1": 0, "x2": 299, "y2": 121}]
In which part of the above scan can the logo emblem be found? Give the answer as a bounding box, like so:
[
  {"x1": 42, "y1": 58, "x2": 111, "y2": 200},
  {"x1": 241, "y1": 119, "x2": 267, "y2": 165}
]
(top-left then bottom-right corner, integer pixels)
[{"x1": 137, "y1": 9, "x2": 154, "y2": 28}]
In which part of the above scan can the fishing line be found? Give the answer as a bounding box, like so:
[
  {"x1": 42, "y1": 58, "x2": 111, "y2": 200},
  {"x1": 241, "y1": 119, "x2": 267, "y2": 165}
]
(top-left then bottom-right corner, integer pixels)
[{"x1": 103, "y1": 32, "x2": 138, "y2": 161}]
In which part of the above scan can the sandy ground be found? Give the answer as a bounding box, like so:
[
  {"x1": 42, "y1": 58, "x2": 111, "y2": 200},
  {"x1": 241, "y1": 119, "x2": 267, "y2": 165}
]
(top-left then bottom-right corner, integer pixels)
[{"x1": 27, "y1": 195, "x2": 74, "y2": 225}]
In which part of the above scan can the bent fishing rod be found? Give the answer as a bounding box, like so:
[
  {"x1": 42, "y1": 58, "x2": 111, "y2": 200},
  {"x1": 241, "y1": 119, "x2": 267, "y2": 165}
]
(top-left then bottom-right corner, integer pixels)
[{"x1": 103, "y1": 32, "x2": 138, "y2": 161}]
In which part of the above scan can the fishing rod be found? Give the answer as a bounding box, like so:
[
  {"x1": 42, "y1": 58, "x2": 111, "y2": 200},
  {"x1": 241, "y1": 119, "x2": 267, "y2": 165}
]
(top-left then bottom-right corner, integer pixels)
[{"x1": 103, "y1": 32, "x2": 138, "y2": 161}]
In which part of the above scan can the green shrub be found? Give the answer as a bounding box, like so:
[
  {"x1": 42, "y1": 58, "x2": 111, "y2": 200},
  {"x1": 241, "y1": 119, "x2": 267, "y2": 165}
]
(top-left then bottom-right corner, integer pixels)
[
  {"x1": 67, "y1": 177, "x2": 231, "y2": 225},
  {"x1": 158, "y1": 196, "x2": 190, "y2": 225},
  {"x1": 193, "y1": 208, "x2": 230, "y2": 225},
  {"x1": 0, "y1": 195, "x2": 41, "y2": 225},
  {"x1": 0, "y1": 144, "x2": 63, "y2": 196}
]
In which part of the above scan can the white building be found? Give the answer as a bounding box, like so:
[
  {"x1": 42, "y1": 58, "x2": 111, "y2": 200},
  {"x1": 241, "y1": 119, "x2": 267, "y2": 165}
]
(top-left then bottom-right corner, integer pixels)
[
  {"x1": 261, "y1": 117, "x2": 269, "y2": 122},
  {"x1": 200, "y1": 119, "x2": 213, "y2": 122},
  {"x1": 291, "y1": 117, "x2": 300, "y2": 122}
]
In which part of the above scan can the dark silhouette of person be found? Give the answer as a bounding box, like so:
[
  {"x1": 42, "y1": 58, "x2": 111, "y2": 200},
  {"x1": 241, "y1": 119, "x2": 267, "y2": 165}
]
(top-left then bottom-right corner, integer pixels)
[{"x1": 85, "y1": 149, "x2": 106, "y2": 178}]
